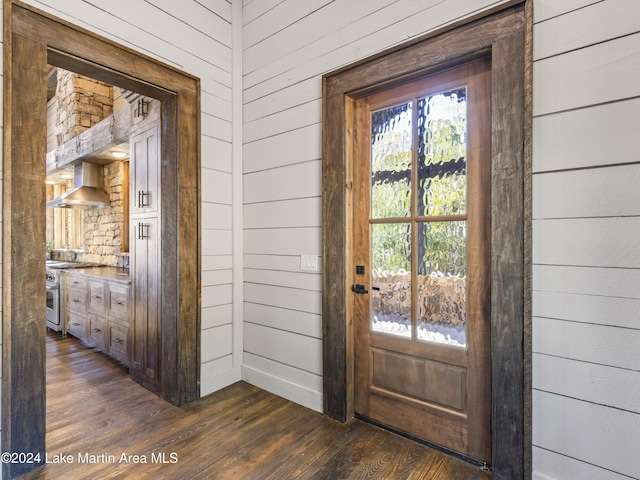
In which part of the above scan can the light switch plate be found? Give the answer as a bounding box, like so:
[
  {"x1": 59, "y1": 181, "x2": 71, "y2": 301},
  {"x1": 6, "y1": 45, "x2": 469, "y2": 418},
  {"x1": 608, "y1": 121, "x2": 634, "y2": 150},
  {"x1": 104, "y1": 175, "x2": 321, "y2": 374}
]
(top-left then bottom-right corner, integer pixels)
[{"x1": 300, "y1": 254, "x2": 319, "y2": 272}]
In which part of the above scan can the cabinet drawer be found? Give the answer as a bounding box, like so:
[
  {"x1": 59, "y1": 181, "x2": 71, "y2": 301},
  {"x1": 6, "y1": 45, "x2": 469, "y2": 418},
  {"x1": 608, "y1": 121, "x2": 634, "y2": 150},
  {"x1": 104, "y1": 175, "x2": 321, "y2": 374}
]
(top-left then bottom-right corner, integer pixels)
[
  {"x1": 87, "y1": 280, "x2": 107, "y2": 316},
  {"x1": 88, "y1": 314, "x2": 107, "y2": 351},
  {"x1": 66, "y1": 275, "x2": 87, "y2": 290},
  {"x1": 67, "y1": 311, "x2": 87, "y2": 340},
  {"x1": 107, "y1": 284, "x2": 129, "y2": 324},
  {"x1": 108, "y1": 321, "x2": 129, "y2": 365},
  {"x1": 67, "y1": 287, "x2": 87, "y2": 313}
]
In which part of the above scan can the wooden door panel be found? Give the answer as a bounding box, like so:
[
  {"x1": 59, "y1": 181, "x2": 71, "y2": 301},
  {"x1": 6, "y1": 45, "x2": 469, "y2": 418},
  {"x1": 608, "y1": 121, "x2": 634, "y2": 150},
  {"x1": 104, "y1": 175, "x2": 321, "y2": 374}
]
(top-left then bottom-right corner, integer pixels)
[
  {"x1": 131, "y1": 217, "x2": 160, "y2": 392},
  {"x1": 353, "y1": 57, "x2": 491, "y2": 463},
  {"x1": 131, "y1": 125, "x2": 160, "y2": 215},
  {"x1": 371, "y1": 348, "x2": 467, "y2": 412},
  {"x1": 369, "y1": 391, "x2": 468, "y2": 454}
]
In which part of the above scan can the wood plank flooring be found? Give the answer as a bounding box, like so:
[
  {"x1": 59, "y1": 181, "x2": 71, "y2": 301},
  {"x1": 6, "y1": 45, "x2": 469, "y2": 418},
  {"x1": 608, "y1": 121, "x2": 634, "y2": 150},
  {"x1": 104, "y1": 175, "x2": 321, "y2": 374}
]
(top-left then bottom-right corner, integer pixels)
[{"x1": 19, "y1": 333, "x2": 491, "y2": 479}]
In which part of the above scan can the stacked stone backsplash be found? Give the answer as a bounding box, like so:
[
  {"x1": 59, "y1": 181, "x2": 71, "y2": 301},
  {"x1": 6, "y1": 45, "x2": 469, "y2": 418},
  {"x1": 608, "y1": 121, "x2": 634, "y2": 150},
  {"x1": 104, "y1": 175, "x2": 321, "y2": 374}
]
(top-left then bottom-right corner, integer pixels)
[
  {"x1": 78, "y1": 161, "x2": 127, "y2": 266},
  {"x1": 49, "y1": 161, "x2": 127, "y2": 267}
]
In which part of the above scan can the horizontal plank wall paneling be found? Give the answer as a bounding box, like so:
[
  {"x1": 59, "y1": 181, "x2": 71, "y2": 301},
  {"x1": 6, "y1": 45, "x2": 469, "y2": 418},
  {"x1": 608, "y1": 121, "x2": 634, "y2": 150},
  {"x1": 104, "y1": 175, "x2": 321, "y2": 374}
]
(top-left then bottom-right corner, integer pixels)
[
  {"x1": 533, "y1": 0, "x2": 602, "y2": 23},
  {"x1": 533, "y1": 390, "x2": 640, "y2": 479},
  {"x1": 241, "y1": 0, "x2": 513, "y2": 414},
  {"x1": 533, "y1": 32, "x2": 640, "y2": 116},
  {"x1": 533, "y1": 0, "x2": 640, "y2": 60},
  {"x1": 534, "y1": 290, "x2": 640, "y2": 331},
  {"x1": 534, "y1": 264, "x2": 640, "y2": 299},
  {"x1": 532, "y1": 1, "x2": 640, "y2": 478},
  {"x1": 533, "y1": 448, "x2": 633, "y2": 480},
  {"x1": 534, "y1": 317, "x2": 640, "y2": 371},
  {"x1": 533, "y1": 355, "x2": 640, "y2": 414},
  {"x1": 533, "y1": 217, "x2": 640, "y2": 268},
  {"x1": 533, "y1": 98, "x2": 640, "y2": 172},
  {"x1": 533, "y1": 165, "x2": 640, "y2": 218}
]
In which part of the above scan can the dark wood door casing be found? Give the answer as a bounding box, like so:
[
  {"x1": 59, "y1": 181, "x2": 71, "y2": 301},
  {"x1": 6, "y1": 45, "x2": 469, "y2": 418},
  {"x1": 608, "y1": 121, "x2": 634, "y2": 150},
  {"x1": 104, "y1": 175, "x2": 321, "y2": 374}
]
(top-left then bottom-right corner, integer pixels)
[
  {"x1": 2, "y1": 1, "x2": 201, "y2": 477},
  {"x1": 322, "y1": 2, "x2": 531, "y2": 479}
]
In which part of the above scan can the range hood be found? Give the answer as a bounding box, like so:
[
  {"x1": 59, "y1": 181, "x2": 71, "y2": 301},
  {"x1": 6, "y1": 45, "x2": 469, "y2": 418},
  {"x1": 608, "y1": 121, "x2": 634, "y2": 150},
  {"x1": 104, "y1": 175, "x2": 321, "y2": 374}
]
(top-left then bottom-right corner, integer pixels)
[{"x1": 46, "y1": 162, "x2": 110, "y2": 209}]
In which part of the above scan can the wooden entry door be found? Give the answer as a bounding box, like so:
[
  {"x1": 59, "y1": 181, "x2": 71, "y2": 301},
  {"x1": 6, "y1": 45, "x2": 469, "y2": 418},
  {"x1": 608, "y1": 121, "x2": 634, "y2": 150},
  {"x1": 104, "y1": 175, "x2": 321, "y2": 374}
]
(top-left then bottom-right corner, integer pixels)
[{"x1": 353, "y1": 58, "x2": 492, "y2": 463}]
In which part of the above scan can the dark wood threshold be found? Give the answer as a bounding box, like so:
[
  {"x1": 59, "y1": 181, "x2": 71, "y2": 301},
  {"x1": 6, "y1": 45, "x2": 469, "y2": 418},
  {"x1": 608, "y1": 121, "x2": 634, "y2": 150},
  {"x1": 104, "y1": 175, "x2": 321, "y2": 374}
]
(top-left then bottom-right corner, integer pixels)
[{"x1": 19, "y1": 333, "x2": 491, "y2": 479}]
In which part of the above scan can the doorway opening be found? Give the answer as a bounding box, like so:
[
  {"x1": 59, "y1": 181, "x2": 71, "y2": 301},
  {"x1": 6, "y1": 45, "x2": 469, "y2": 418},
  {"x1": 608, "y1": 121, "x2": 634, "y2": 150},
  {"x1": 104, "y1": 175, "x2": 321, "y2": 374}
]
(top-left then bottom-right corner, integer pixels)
[
  {"x1": 322, "y1": 3, "x2": 531, "y2": 479},
  {"x1": 3, "y1": 2, "x2": 200, "y2": 477}
]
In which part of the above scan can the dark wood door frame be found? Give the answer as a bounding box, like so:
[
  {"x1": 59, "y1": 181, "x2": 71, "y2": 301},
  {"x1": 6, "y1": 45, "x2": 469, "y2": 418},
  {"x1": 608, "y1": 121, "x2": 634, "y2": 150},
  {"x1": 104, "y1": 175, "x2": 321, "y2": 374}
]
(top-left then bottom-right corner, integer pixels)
[
  {"x1": 2, "y1": 1, "x2": 200, "y2": 477},
  {"x1": 322, "y1": 2, "x2": 532, "y2": 479}
]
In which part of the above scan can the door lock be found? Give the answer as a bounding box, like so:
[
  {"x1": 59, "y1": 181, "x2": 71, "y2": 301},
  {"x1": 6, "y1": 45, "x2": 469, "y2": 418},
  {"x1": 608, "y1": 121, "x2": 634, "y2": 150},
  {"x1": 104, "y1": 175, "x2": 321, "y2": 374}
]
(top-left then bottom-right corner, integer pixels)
[{"x1": 351, "y1": 284, "x2": 368, "y2": 295}]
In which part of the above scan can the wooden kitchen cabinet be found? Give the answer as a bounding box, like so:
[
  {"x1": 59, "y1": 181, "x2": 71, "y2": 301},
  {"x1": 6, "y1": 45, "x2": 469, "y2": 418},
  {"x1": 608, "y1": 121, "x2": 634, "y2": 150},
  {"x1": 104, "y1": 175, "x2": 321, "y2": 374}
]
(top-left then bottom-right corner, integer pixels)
[
  {"x1": 67, "y1": 275, "x2": 88, "y2": 313},
  {"x1": 107, "y1": 282, "x2": 131, "y2": 365},
  {"x1": 108, "y1": 321, "x2": 130, "y2": 364},
  {"x1": 67, "y1": 310, "x2": 88, "y2": 340},
  {"x1": 87, "y1": 280, "x2": 107, "y2": 316},
  {"x1": 130, "y1": 125, "x2": 160, "y2": 215},
  {"x1": 130, "y1": 217, "x2": 161, "y2": 392},
  {"x1": 87, "y1": 313, "x2": 108, "y2": 351},
  {"x1": 63, "y1": 270, "x2": 131, "y2": 365},
  {"x1": 65, "y1": 273, "x2": 88, "y2": 341},
  {"x1": 129, "y1": 118, "x2": 162, "y2": 395}
]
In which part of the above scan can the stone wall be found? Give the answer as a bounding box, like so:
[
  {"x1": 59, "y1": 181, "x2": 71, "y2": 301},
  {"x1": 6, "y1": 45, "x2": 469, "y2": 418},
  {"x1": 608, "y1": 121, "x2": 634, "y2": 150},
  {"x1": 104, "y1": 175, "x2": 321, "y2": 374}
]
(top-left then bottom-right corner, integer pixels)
[
  {"x1": 77, "y1": 161, "x2": 127, "y2": 266},
  {"x1": 52, "y1": 69, "x2": 114, "y2": 147},
  {"x1": 372, "y1": 270, "x2": 466, "y2": 327}
]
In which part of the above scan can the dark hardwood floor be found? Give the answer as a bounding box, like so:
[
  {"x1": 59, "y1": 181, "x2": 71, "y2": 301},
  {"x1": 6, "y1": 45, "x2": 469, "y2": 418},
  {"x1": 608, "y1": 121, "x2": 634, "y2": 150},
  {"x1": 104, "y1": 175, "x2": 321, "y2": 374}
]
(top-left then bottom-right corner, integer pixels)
[{"x1": 19, "y1": 333, "x2": 491, "y2": 479}]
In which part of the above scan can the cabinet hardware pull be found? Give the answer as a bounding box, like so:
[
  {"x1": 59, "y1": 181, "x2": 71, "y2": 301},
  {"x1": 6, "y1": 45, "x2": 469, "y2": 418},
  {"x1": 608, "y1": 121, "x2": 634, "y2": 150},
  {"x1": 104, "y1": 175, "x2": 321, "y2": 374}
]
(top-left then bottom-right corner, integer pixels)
[
  {"x1": 71, "y1": 322, "x2": 80, "y2": 326},
  {"x1": 114, "y1": 301, "x2": 124, "y2": 305},
  {"x1": 113, "y1": 338, "x2": 122, "y2": 343},
  {"x1": 92, "y1": 295, "x2": 101, "y2": 299},
  {"x1": 138, "y1": 190, "x2": 151, "y2": 208},
  {"x1": 93, "y1": 328, "x2": 101, "y2": 333},
  {"x1": 138, "y1": 222, "x2": 150, "y2": 240}
]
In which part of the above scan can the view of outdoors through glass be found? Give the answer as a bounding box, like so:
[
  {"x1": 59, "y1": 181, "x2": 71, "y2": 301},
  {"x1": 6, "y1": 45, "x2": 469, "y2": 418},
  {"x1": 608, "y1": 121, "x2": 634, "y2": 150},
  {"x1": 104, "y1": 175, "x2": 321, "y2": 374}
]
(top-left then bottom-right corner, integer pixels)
[{"x1": 370, "y1": 88, "x2": 468, "y2": 347}]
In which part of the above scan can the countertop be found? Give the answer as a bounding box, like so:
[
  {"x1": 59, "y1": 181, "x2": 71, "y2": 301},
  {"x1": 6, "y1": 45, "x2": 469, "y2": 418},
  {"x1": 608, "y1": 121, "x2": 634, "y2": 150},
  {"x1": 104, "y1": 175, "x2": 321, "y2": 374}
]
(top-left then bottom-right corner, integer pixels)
[{"x1": 62, "y1": 266, "x2": 131, "y2": 285}]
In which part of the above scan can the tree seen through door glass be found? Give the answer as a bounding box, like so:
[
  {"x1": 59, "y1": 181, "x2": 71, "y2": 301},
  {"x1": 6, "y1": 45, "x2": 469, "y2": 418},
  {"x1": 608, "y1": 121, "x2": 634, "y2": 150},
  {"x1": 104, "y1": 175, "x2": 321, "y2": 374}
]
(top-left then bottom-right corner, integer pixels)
[
  {"x1": 418, "y1": 88, "x2": 467, "y2": 216},
  {"x1": 370, "y1": 88, "x2": 468, "y2": 346}
]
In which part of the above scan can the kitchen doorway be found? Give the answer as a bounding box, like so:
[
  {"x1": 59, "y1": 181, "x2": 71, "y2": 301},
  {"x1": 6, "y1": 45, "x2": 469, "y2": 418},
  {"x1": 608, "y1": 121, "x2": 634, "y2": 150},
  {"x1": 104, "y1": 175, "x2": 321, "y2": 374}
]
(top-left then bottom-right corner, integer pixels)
[{"x1": 3, "y1": 2, "x2": 200, "y2": 477}]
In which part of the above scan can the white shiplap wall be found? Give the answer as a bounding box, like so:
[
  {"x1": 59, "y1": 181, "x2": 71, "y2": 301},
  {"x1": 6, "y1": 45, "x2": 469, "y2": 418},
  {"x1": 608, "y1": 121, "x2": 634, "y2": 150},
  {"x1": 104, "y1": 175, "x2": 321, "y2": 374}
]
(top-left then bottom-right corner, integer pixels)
[
  {"x1": 13, "y1": 0, "x2": 239, "y2": 396},
  {"x1": 532, "y1": 1, "x2": 640, "y2": 479},
  {"x1": 240, "y1": 0, "x2": 510, "y2": 412}
]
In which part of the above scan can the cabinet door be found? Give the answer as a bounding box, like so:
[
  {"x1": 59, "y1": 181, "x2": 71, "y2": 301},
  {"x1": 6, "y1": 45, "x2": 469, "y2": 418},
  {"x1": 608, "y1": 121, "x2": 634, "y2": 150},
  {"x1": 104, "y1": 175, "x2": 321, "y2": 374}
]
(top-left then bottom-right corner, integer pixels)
[
  {"x1": 107, "y1": 283, "x2": 130, "y2": 325},
  {"x1": 67, "y1": 311, "x2": 88, "y2": 341},
  {"x1": 88, "y1": 314, "x2": 108, "y2": 351},
  {"x1": 131, "y1": 217, "x2": 161, "y2": 392},
  {"x1": 108, "y1": 321, "x2": 130, "y2": 365},
  {"x1": 87, "y1": 280, "x2": 107, "y2": 316},
  {"x1": 130, "y1": 125, "x2": 160, "y2": 215},
  {"x1": 66, "y1": 275, "x2": 87, "y2": 314}
]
